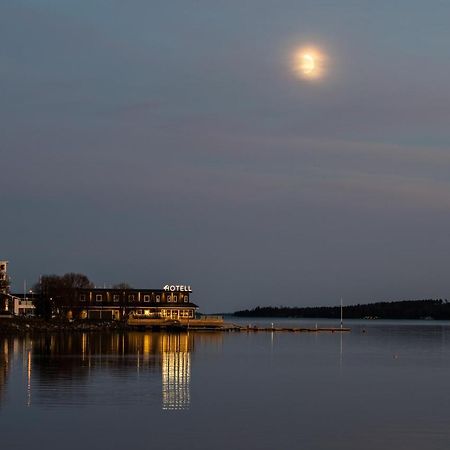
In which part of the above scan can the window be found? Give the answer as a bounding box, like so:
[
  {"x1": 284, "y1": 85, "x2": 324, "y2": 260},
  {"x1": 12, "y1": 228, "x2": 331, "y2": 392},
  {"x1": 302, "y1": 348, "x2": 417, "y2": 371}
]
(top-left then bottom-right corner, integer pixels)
[
  {"x1": 155, "y1": 295, "x2": 160, "y2": 303},
  {"x1": 80, "y1": 294, "x2": 86, "y2": 302},
  {"x1": 128, "y1": 294, "x2": 135, "y2": 302},
  {"x1": 95, "y1": 294, "x2": 103, "y2": 302},
  {"x1": 113, "y1": 294, "x2": 120, "y2": 302},
  {"x1": 184, "y1": 295, "x2": 189, "y2": 303},
  {"x1": 173, "y1": 295, "x2": 177, "y2": 303},
  {"x1": 167, "y1": 295, "x2": 172, "y2": 303},
  {"x1": 143, "y1": 295, "x2": 150, "y2": 302}
]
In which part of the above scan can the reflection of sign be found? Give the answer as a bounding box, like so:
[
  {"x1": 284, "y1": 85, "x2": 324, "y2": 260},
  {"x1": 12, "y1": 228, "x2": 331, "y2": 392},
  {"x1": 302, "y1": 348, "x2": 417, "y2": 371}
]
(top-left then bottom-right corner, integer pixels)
[{"x1": 163, "y1": 285, "x2": 192, "y2": 292}]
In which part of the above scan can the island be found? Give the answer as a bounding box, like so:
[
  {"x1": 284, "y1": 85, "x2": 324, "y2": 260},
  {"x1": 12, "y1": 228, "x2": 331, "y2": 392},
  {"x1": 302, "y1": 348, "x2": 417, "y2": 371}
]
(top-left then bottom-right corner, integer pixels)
[{"x1": 234, "y1": 299, "x2": 450, "y2": 320}]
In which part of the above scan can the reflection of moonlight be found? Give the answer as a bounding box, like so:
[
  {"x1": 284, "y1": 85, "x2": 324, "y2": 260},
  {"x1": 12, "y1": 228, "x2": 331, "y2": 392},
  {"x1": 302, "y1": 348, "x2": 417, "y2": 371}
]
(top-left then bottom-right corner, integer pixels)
[{"x1": 292, "y1": 47, "x2": 326, "y2": 80}]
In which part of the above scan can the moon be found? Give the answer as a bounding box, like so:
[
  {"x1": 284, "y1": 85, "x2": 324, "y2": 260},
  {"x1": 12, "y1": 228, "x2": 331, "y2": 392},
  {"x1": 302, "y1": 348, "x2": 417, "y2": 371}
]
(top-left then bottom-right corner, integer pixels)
[
  {"x1": 291, "y1": 47, "x2": 326, "y2": 80},
  {"x1": 302, "y1": 54, "x2": 316, "y2": 75}
]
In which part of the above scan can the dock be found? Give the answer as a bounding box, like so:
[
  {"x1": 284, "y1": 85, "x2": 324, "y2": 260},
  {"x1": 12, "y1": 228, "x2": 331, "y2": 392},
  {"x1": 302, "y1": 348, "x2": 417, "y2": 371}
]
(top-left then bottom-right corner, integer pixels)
[
  {"x1": 127, "y1": 316, "x2": 350, "y2": 332},
  {"x1": 127, "y1": 315, "x2": 226, "y2": 329},
  {"x1": 222, "y1": 325, "x2": 350, "y2": 333}
]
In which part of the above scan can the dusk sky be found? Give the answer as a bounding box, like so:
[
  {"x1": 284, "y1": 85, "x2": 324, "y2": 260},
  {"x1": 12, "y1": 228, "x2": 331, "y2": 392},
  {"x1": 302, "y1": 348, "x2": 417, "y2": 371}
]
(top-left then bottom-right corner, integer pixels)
[{"x1": 2, "y1": 1, "x2": 450, "y2": 312}]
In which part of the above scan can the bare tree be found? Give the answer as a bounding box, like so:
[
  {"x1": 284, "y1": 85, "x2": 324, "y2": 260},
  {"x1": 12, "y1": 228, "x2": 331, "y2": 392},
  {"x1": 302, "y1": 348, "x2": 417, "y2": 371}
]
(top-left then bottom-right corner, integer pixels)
[
  {"x1": 34, "y1": 273, "x2": 93, "y2": 318},
  {"x1": 112, "y1": 282, "x2": 133, "y2": 289}
]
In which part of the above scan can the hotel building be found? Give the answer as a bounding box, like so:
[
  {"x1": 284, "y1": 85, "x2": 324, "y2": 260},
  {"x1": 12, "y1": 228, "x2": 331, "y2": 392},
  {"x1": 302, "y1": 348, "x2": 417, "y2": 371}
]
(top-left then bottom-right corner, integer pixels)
[{"x1": 61, "y1": 285, "x2": 198, "y2": 321}]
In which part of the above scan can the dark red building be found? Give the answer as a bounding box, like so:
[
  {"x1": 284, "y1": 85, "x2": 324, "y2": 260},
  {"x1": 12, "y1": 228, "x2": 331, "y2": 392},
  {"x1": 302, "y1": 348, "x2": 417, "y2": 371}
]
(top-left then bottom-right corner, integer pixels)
[{"x1": 61, "y1": 286, "x2": 198, "y2": 320}]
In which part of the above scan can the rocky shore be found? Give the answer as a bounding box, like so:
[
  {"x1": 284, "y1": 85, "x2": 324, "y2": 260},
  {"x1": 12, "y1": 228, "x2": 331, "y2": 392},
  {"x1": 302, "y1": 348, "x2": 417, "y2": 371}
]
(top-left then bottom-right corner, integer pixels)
[{"x1": 0, "y1": 317, "x2": 130, "y2": 335}]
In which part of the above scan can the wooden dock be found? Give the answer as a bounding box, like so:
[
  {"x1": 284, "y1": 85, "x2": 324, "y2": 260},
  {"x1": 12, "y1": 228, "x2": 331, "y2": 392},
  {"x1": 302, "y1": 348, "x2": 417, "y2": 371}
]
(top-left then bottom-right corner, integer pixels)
[
  {"x1": 222, "y1": 324, "x2": 351, "y2": 333},
  {"x1": 127, "y1": 315, "x2": 226, "y2": 329},
  {"x1": 127, "y1": 316, "x2": 350, "y2": 332}
]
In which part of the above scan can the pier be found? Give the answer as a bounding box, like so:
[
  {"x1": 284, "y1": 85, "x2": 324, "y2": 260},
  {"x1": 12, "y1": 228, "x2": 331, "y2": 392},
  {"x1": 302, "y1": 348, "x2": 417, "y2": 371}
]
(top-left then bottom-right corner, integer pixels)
[
  {"x1": 226, "y1": 325, "x2": 351, "y2": 333},
  {"x1": 127, "y1": 316, "x2": 350, "y2": 332}
]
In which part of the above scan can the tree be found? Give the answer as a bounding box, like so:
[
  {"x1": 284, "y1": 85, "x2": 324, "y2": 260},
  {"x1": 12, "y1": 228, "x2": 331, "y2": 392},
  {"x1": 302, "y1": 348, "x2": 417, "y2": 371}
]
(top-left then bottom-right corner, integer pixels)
[
  {"x1": 112, "y1": 282, "x2": 133, "y2": 289},
  {"x1": 34, "y1": 273, "x2": 93, "y2": 318}
]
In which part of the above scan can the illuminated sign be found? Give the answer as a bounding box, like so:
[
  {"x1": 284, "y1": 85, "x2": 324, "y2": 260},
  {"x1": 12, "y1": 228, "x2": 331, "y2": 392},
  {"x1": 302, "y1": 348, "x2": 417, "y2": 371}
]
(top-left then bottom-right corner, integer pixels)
[{"x1": 163, "y1": 285, "x2": 192, "y2": 292}]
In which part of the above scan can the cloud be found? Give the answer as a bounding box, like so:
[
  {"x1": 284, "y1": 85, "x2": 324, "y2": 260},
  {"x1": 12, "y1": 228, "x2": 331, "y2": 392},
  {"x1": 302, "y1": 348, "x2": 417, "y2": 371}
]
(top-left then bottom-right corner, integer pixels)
[{"x1": 321, "y1": 173, "x2": 450, "y2": 212}]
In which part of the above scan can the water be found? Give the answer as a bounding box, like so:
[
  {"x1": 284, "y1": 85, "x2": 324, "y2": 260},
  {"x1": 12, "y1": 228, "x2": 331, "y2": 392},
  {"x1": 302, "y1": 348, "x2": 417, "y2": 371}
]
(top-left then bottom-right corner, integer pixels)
[{"x1": 1, "y1": 319, "x2": 450, "y2": 450}]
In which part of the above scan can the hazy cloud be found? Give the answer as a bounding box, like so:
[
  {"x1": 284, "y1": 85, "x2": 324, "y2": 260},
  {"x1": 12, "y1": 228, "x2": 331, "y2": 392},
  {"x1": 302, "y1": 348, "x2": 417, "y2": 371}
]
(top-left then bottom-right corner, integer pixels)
[{"x1": 2, "y1": 0, "x2": 450, "y2": 310}]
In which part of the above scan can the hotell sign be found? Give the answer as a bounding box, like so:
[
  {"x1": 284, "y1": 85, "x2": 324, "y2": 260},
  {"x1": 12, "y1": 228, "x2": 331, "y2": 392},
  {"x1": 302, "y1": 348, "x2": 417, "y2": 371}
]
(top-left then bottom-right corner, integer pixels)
[{"x1": 163, "y1": 284, "x2": 192, "y2": 292}]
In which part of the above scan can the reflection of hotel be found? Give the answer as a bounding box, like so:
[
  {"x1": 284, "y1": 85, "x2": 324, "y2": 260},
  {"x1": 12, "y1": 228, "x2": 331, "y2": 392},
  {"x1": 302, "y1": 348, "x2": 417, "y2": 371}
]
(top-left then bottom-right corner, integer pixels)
[
  {"x1": 3, "y1": 331, "x2": 226, "y2": 411},
  {"x1": 27, "y1": 331, "x2": 195, "y2": 410},
  {"x1": 161, "y1": 334, "x2": 191, "y2": 411}
]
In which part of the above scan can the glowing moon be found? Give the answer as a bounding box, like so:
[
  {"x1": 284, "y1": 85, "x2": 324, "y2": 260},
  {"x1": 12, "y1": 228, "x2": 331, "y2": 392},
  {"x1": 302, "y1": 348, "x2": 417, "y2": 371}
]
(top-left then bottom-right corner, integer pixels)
[
  {"x1": 291, "y1": 47, "x2": 326, "y2": 80},
  {"x1": 302, "y1": 54, "x2": 316, "y2": 74}
]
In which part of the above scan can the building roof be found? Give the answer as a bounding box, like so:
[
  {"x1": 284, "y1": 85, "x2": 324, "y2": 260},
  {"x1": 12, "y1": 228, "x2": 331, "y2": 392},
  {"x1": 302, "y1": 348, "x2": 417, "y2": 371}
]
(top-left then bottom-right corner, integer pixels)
[{"x1": 77, "y1": 287, "x2": 192, "y2": 294}]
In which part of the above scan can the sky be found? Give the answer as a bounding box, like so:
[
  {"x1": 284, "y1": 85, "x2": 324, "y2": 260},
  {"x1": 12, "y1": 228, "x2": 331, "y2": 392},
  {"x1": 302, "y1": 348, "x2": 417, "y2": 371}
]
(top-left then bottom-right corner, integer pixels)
[{"x1": 2, "y1": 0, "x2": 450, "y2": 312}]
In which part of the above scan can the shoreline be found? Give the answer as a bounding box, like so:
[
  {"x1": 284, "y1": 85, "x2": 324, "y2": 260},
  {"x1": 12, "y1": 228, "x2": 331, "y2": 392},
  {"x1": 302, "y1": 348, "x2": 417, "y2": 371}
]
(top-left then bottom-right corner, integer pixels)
[
  {"x1": 0, "y1": 317, "x2": 130, "y2": 335},
  {"x1": 0, "y1": 317, "x2": 351, "y2": 334}
]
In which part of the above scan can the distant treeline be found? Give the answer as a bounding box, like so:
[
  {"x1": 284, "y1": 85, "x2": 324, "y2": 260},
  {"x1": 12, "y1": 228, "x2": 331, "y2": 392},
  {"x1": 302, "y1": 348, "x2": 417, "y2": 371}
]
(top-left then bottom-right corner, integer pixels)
[{"x1": 234, "y1": 299, "x2": 450, "y2": 320}]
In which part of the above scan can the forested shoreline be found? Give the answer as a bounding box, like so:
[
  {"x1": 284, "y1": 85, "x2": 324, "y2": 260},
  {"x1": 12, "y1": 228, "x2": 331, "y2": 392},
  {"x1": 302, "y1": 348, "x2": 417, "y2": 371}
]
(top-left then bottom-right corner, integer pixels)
[{"x1": 234, "y1": 299, "x2": 450, "y2": 320}]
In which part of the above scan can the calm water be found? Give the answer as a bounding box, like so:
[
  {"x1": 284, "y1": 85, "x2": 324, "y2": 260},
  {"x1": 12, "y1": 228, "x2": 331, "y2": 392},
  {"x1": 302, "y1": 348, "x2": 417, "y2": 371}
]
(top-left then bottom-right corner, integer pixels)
[{"x1": 1, "y1": 318, "x2": 450, "y2": 450}]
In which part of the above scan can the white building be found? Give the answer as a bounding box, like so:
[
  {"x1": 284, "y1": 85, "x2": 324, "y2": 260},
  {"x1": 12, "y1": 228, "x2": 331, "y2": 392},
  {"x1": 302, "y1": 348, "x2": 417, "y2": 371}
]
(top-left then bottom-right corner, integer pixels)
[
  {"x1": 0, "y1": 261, "x2": 10, "y2": 313},
  {"x1": 13, "y1": 297, "x2": 36, "y2": 316}
]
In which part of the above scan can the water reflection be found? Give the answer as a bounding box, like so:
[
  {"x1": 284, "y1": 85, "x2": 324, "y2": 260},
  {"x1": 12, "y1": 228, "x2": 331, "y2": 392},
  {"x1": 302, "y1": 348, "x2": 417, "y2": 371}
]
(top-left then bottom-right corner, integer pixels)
[
  {"x1": 0, "y1": 332, "x2": 223, "y2": 411},
  {"x1": 161, "y1": 334, "x2": 191, "y2": 410},
  {"x1": 0, "y1": 338, "x2": 11, "y2": 406},
  {"x1": 2, "y1": 323, "x2": 450, "y2": 450},
  {"x1": 34, "y1": 332, "x2": 194, "y2": 410}
]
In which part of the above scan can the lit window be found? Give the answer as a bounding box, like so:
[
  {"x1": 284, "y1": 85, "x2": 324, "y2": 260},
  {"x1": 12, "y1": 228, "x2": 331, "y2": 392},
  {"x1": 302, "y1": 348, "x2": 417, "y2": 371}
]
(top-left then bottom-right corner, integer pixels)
[
  {"x1": 80, "y1": 294, "x2": 86, "y2": 302},
  {"x1": 184, "y1": 295, "x2": 188, "y2": 303},
  {"x1": 113, "y1": 294, "x2": 120, "y2": 302},
  {"x1": 173, "y1": 295, "x2": 177, "y2": 303},
  {"x1": 167, "y1": 295, "x2": 172, "y2": 303},
  {"x1": 156, "y1": 295, "x2": 160, "y2": 303},
  {"x1": 143, "y1": 295, "x2": 150, "y2": 302},
  {"x1": 96, "y1": 294, "x2": 102, "y2": 302}
]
